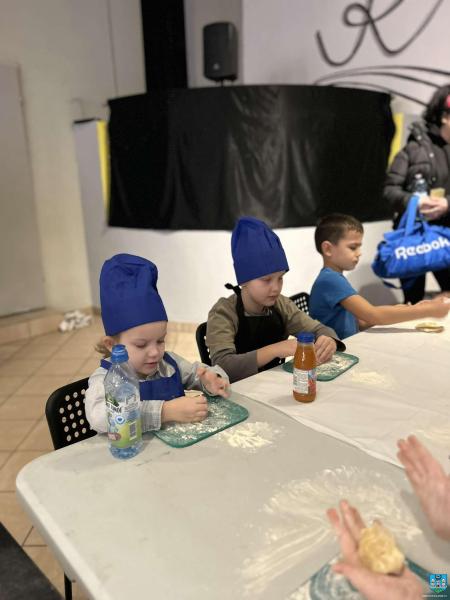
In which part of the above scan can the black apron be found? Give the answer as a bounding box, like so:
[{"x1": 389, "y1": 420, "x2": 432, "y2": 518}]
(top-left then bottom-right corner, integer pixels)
[{"x1": 226, "y1": 284, "x2": 287, "y2": 372}]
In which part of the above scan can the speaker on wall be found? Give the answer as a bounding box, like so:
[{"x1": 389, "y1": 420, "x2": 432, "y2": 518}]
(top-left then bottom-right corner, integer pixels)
[{"x1": 203, "y1": 22, "x2": 238, "y2": 83}]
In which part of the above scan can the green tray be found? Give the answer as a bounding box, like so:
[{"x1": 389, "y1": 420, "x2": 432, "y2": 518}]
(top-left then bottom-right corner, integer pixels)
[
  {"x1": 282, "y1": 351, "x2": 359, "y2": 381},
  {"x1": 154, "y1": 396, "x2": 249, "y2": 448},
  {"x1": 289, "y1": 555, "x2": 429, "y2": 599}
]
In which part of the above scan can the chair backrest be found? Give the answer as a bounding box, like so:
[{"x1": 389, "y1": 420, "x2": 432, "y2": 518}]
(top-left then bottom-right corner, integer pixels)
[
  {"x1": 289, "y1": 292, "x2": 310, "y2": 315},
  {"x1": 46, "y1": 377, "x2": 96, "y2": 450},
  {"x1": 195, "y1": 322, "x2": 212, "y2": 366}
]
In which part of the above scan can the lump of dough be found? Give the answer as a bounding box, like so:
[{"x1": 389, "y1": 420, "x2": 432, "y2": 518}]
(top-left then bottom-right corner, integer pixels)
[
  {"x1": 415, "y1": 322, "x2": 444, "y2": 332},
  {"x1": 358, "y1": 522, "x2": 405, "y2": 574}
]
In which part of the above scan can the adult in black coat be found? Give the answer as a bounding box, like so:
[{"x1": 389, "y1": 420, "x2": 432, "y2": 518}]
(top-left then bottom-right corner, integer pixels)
[{"x1": 383, "y1": 84, "x2": 450, "y2": 304}]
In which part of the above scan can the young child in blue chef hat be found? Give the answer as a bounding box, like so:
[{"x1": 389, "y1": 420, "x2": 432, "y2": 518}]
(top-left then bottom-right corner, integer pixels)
[
  {"x1": 206, "y1": 217, "x2": 345, "y2": 383},
  {"x1": 85, "y1": 254, "x2": 229, "y2": 433}
]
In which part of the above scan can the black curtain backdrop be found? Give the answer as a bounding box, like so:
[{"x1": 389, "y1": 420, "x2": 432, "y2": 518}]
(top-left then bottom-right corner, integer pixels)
[{"x1": 108, "y1": 85, "x2": 395, "y2": 230}]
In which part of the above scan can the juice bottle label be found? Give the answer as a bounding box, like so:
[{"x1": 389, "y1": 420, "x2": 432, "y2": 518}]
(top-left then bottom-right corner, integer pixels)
[
  {"x1": 106, "y1": 392, "x2": 142, "y2": 449},
  {"x1": 293, "y1": 368, "x2": 316, "y2": 395}
]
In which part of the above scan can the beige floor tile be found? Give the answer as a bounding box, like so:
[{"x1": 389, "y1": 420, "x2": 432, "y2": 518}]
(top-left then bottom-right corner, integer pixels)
[
  {"x1": 0, "y1": 450, "x2": 46, "y2": 491},
  {"x1": 55, "y1": 343, "x2": 98, "y2": 359},
  {"x1": 172, "y1": 332, "x2": 200, "y2": 362},
  {"x1": 79, "y1": 352, "x2": 101, "y2": 367},
  {"x1": 28, "y1": 314, "x2": 62, "y2": 338},
  {"x1": 0, "y1": 419, "x2": 36, "y2": 451},
  {"x1": 0, "y1": 491, "x2": 34, "y2": 544},
  {"x1": 29, "y1": 331, "x2": 73, "y2": 346},
  {"x1": 18, "y1": 419, "x2": 54, "y2": 451},
  {"x1": 0, "y1": 451, "x2": 11, "y2": 469},
  {"x1": 0, "y1": 375, "x2": 29, "y2": 397},
  {"x1": 37, "y1": 357, "x2": 86, "y2": 377},
  {"x1": 14, "y1": 375, "x2": 70, "y2": 396},
  {"x1": 0, "y1": 393, "x2": 48, "y2": 421},
  {"x1": 23, "y1": 525, "x2": 46, "y2": 546},
  {"x1": 20, "y1": 344, "x2": 58, "y2": 359},
  {"x1": 71, "y1": 326, "x2": 103, "y2": 341},
  {"x1": 0, "y1": 322, "x2": 29, "y2": 344},
  {"x1": 0, "y1": 342, "x2": 26, "y2": 360},
  {"x1": 0, "y1": 358, "x2": 43, "y2": 377}
]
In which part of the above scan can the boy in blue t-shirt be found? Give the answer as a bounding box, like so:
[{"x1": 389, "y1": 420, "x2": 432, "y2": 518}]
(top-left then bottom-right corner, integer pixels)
[{"x1": 309, "y1": 214, "x2": 449, "y2": 339}]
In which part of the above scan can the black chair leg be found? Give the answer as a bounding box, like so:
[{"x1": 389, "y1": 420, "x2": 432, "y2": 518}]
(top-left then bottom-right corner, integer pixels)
[{"x1": 64, "y1": 573, "x2": 73, "y2": 600}]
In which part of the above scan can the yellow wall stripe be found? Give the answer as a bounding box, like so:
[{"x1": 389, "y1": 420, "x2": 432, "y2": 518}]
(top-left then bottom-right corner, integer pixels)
[
  {"x1": 96, "y1": 120, "x2": 110, "y2": 212},
  {"x1": 389, "y1": 113, "x2": 404, "y2": 166}
]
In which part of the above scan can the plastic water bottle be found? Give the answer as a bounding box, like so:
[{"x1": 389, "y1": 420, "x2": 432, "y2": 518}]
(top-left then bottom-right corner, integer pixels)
[
  {"x1": 104, "y1": 344, "x2": 143, "y2": 459},
  {"x1": 412, "y1": 173, "x2": 427, "y2": 196},
  {"x1": 411, "y1": 174, "x2": 430, "y2": 220}
]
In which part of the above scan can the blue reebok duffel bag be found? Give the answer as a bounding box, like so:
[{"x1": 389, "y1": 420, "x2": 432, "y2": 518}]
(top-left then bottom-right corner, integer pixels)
[{"x1": 372, "y1": 195, "x2": 450, "y2": 281}]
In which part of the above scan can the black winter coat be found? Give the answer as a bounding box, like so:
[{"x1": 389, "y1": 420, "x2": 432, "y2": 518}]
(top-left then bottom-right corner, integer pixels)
[{"x1": 383, "y1": 121, "x2": 450, "y2": 228}]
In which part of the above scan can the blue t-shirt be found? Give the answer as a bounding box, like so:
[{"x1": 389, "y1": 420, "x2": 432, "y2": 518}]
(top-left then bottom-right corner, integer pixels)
[{"x1": 309, "y1": 268, "x2": 359, "y2": 339}]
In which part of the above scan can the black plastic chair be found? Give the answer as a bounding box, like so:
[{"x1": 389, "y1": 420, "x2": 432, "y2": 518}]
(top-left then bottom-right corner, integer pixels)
[
  {"x1": 45, "y1": 378, "x2": 97, "y2": 599},
  {"x1": 195, "y1": 322, "x2": 212, "y2": 366},
  {"x1": 289, "y1": 292, "x2": 310, "y2": 315}
]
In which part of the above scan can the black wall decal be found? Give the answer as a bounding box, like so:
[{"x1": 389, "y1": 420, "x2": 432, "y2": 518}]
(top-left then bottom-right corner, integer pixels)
[
  {"x1": 316, "y1": 0, "x2": 443, "y2": 67},
  {"x1": 313, "y1": 65, "x2": 450, "y2": 108}
]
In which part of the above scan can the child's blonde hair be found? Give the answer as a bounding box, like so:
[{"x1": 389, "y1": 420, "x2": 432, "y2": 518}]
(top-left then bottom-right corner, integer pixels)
[{"x1": 95, "y1": 335, "x2": 119, "y2": 358}]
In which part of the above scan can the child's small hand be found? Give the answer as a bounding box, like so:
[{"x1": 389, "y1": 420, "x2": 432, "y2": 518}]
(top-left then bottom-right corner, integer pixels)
[
  {"x1": 196, "y1": 366, "x2": 230, "y2": 398},
  {"x1": 280, "y1": 338, "x2": 298, "y2": 358},
  {"x1": 162, "y1": 394, "x2": 208, "y2": 424},
  {"x1": 314, "y1": 335, "x2": 337, "y2": 364}
]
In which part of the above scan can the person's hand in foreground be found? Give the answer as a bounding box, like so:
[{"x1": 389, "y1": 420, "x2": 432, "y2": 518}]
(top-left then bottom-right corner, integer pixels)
[
  {"x1": 397, "y1": 435, "x2": 450, "y2": 541},
  {"x1": 327, "y1": 500, "x2": 423, "y2": 600}
]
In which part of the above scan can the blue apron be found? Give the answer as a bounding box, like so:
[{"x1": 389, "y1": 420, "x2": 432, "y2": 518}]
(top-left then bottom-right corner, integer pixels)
[{"x1": 101, "y1": 352, "x2": 185, "y2": 400}]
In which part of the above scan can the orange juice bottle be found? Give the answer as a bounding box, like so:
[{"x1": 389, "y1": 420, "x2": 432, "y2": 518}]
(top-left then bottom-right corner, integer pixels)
[{"x1": 293, "y1": 333, "x2": 317, "y2": 402}]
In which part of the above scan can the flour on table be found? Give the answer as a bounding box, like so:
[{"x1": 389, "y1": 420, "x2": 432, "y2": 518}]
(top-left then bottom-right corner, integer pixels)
[
  {"x1": 241, "y1": 466, "x2": 420, "y2": 595},
  {"x1": 413, "y1": 425, "x2": 450, "y2": 448},
  {"x1": 217, "y1": 421, "x2": 282, "y2": 451},
  {"x1": 349, "y1": 370, "x2": 394, "y2": 388}
]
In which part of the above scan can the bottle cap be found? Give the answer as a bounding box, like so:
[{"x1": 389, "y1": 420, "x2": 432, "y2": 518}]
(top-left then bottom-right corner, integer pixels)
[
  {"x1": 296, "y1": 332, "x2": 315, "y2": 344},
  {"x1": 110, "y1": 344, "x2": 129, "y2": 363}
]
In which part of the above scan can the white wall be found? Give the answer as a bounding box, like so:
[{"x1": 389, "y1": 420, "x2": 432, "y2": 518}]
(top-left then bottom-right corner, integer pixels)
[{"x1": 0, "y1": 0, "x2": 145, "y2": 312}]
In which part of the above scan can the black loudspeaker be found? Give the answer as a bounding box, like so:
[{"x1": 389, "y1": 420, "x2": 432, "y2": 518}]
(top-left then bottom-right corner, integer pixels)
[{"x1": 203, "y1": 22, "x2": 238, "y2": 83}]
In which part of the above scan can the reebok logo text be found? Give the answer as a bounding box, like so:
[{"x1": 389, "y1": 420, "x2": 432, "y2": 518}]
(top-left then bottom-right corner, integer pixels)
[{"x1": 395, "y1": 236, "x2": 450, "y2": 260}]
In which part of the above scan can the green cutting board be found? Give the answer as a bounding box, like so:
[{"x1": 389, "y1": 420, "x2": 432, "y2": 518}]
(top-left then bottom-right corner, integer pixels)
[
  {"x1": 291, "y1": 555, "x2": 429, "y2": 598},
  {"x1": 283, "y1": 351, "x2": 359, "y2": 381},
  {"x1": 154, "y1": 395, "x2": 249, "y2": 448}
]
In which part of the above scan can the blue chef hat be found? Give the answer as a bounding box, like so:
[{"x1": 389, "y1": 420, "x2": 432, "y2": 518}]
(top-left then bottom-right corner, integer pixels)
[
  {"x1": 100, "y1": 254, "x2": 167, "y2": 336},
  {"x1": 231, "y1": 217, "x2": 289, "y2": 285}
]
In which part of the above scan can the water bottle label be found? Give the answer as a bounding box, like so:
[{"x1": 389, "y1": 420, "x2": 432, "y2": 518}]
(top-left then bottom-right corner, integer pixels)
[
  {"x1": 293, "y1": 368, "x2": 316, "y2": 395},
  {"x1": 106, "y1": 392, "x2": 142, "y2": 448}
]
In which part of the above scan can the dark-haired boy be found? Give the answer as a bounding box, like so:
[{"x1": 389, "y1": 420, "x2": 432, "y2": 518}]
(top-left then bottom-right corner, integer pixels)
[{"x1": 309, "y1": 214, "x2": 449, "y2": 339}]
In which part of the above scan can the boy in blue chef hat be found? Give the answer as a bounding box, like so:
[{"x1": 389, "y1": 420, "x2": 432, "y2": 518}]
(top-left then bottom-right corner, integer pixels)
[
  {"x1": 85, "y1": 254, "x2": 229, "y2": 433},
  {"x1": 206, "y1": 217, "x2": 344, "y2": 383}
]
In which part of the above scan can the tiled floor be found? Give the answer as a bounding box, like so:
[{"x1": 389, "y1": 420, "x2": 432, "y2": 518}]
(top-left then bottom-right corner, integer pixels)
[{"x1": 0, "y1": 316, "x2": 200, "y2": 599}]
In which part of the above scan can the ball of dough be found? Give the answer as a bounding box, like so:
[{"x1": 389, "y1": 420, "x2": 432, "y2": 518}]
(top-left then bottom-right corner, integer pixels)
[{"x1": 358, "y1": 522, "x2": 405, "y2": 574}]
